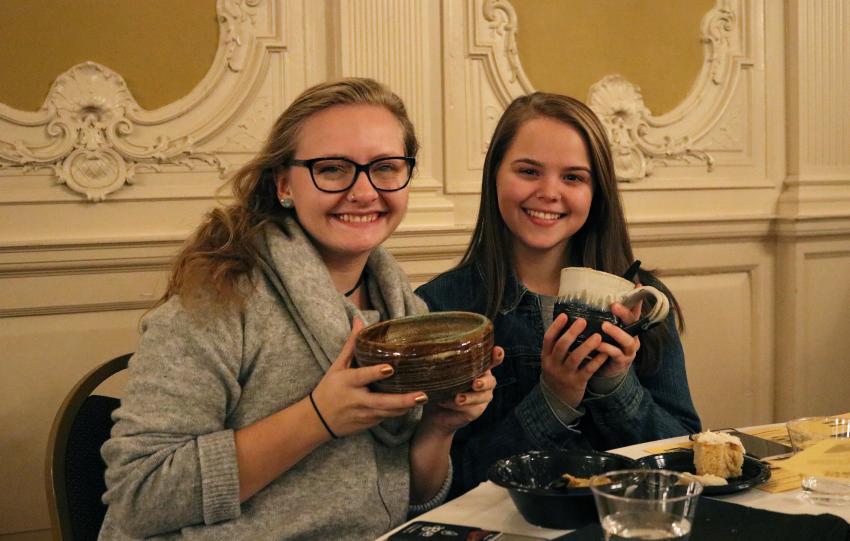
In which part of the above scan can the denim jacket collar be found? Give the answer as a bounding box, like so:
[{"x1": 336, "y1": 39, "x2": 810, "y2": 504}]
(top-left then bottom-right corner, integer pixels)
[{"x1": 500, "y1": 269, "x2": 531, "y2": 315}]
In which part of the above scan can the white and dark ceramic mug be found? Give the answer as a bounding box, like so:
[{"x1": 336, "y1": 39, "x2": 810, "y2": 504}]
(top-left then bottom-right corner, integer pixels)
[{"x1": 554, "y1": 267, "x2": 670, "y2": 351}]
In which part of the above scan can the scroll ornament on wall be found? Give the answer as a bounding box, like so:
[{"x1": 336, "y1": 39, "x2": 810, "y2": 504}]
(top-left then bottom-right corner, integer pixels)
[
  {"x1": 0, "y1": 62, "x2": 226, "y2": 201},
  {"x1": 471, "y1": 0, "x2": 746, "y2": 182},
  {"x1": 588, "y1": 75, "x2": 714, "y2": 181},
  {"x1": 583, "y1": 0, "x2": 741, "y2": 181}
]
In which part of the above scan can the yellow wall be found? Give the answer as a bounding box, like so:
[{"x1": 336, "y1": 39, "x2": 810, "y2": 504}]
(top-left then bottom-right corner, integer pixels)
[
  {"x1": 513, "y1": 0, "x2": 715, "y2": 115},
  {"x1": 0, "y1": 0, "x2": 218, "y2": 111}
]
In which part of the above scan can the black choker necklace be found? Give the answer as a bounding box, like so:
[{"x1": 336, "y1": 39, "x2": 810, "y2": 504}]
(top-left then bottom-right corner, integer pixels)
[{"x1": 344, "y1": 269, "x2": 367, "y2": 297}]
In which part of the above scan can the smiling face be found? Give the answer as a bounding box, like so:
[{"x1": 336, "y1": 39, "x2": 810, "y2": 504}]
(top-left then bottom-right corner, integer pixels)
[
  {"x1": 496, "y1": 116, "x2": 594, "y2": 263},
  {"x1": 276, "y1": 104, "x2": 409, "y2": 266}
]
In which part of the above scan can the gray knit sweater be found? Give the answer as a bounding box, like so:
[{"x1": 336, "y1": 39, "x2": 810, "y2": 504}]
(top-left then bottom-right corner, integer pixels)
[{"x1": 98, "y1": 218, "x2": 428, "y2": 540}]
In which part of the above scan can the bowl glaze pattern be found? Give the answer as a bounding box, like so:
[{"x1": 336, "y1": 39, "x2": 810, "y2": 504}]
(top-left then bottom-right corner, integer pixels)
[{"x1": 354, "y1": 311, "x2": 494, "y2": 402}]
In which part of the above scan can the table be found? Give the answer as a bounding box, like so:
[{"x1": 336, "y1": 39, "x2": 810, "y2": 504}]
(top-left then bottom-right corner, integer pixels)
[{"x1": 377, "y1": 428, "x2": 850, "y2": 540}]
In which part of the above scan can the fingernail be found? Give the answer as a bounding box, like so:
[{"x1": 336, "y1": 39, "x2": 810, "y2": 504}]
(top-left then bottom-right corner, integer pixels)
[
  {"x1": 414, "y1": 394, "x2": 428, "y2": 404},
  {"x1": 457, "y1": 395, "x2": 467, "y2": 404},
  {"x1": 474, "y1": 379, "x2": 484, "y2": 390},
  {"x1": 380, "y1": 365, "x2": 394, "y2": 376}
]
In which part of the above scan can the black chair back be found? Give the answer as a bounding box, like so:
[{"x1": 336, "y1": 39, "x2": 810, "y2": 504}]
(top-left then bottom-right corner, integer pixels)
[{"x1": 46, "y1": 353, "x2": 131, "y2": 541}]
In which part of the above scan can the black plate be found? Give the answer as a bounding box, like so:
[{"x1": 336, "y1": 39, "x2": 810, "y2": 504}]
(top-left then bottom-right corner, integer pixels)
[{"x1": 636, "y1": 450, "x2": 771, "y2": 495}]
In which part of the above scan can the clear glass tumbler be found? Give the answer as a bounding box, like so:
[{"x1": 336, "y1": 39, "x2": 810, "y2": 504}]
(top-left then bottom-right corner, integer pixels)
[
  {"x1": 590, "y1": 469, "x2": 703, "y2": 540},
  {"x1": 786, "y1": 416, "x2": 850, "y2": 505}
]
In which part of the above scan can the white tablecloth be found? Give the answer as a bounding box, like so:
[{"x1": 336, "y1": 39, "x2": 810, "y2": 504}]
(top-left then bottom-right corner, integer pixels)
[{"x1": 377, "y1": 430, "x2": 850, "y2": 540}]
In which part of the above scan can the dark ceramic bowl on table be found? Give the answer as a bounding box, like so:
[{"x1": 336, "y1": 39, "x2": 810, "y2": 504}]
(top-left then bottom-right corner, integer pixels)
[
  {"x1": 488, "y1": 449, "x2": 639, "y2": 530},
  {"x1": 354, "y1": 311, "x2": 494, "y2": 402}
]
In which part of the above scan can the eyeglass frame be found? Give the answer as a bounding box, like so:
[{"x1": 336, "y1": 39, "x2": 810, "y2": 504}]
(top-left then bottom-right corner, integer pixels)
[{"x1": 288, "y1": 156, "x2": 416, "y2": 193}]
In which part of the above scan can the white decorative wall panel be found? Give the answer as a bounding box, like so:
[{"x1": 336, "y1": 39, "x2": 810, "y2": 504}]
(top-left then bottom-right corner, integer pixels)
[
  {"x1": 1, "y1": 311, "x2": 145, "y2": 534},
  {"x1": 442, "y1": 0, "x2": 531, "y2": 193},
  {"x1": 774, "y1": 0, "x2": 850, "y2": 424},
  {"x1": 339, "y1": 1, "x2": 428, "y2": 137},
  {"x1": 802, "y1": 252, "x2": 850, "y2": 415},
  {"x1": 780, "y1": 0, "x2": 850, "y2": 217},
  {"x1": 443, "y1": 0, "x2": 768, "y2": 190},
  {"x1": 796, "y1": 1, "x2": 850, "y2": 174},
  {"x1": 803, "y1": 250, "x2": 850, "y2": 415},
  {"x1": 775, "y1": 237, "x2": 850, "y2": 420},
  {"x1": 700, "y1": 79, "x2": 747, "y2": 154},
  {"x1": 667, "y1": 272, "x2": 758, "y2": 429},
  {"x1": 635, "y1": 239, "x2": 775, "y2": 429},
  {"x1": 335, "y1": 0, "x2": 455, "y2": 225},
  {"x1": 0, "y1": 0, "x2": 296, "y2": 204}
]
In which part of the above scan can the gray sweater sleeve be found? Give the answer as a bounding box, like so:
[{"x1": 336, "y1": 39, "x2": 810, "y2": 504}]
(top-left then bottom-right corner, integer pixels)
[{"x1": 100, "y1": 297, "x2": 243, "y2": 538}]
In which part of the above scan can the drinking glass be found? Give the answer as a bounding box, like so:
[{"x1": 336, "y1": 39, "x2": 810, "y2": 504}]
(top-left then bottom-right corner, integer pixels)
[
  {"x1": 786, "y1": 416, "x2": 850, "y2": 505},
  {"x1": 590, "y1": 469, "x2": 702, "y2": 541}
]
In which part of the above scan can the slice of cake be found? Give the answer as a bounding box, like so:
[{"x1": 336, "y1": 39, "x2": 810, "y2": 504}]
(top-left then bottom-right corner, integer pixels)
[{"x1": 692, "y1": 431, "x2": 745, "y2": 478}]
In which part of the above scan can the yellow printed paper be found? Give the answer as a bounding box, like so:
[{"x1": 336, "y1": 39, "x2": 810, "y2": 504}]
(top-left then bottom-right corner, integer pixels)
[
  {"x1": 778, "y1": 439, "x2": 850, "y2": 480},
  {"x1": 756, "y1": 460, "x2": 802, "y2": 493},
  {"x1": 643, "y1": 440, "x2": 693, "y2": 454}
]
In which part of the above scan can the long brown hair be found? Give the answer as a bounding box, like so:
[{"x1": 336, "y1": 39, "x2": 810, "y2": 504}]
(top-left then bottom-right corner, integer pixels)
[
  {"x1": 160, "y1": 78, "x2": 419, "y2": 308},
  {"x1": 459, "y1": 92, "x2": 682, "y2": 374}
]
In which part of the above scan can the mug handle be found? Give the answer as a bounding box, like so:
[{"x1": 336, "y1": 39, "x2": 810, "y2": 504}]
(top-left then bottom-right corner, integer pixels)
[{"x1": 618, "y1": 285, "x2": 670, "y2": 335}]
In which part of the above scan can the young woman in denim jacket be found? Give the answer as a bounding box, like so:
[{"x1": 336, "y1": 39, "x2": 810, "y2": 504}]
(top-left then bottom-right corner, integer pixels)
[{"x1": 416, "y1": 92, "x2": 701, "y2": 496}]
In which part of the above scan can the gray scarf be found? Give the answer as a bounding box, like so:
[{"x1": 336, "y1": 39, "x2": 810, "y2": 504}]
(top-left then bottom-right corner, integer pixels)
[{"x1": 253, "y1": 217, "x2": 426, "y2": 446}]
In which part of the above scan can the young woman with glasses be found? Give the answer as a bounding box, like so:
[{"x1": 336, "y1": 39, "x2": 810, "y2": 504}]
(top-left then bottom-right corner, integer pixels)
[{"x1": 98, "y1": 78, "x2": 501, "y2": 540}]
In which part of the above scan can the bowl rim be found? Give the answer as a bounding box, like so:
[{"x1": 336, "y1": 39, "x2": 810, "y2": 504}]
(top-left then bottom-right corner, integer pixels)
[
  {"x1": 487, "y1": 449, "x2": 639, "y2": 497},
  {"x1": 356, "y1": 311, "x2": 492, "y2": 348}
]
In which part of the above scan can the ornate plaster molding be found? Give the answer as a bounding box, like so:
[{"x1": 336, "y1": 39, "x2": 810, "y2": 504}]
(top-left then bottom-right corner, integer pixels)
[
  {"x1": 588, "y1": 75, "x2": 714, "y2": 181},
  {"x1": 0, "y1": 63, "x2": 226, "y2": 201},
  {"x1": 586, "y1": 1, "x2": 742, "y2": 181},
  {"x1": 220, "y1": 0, "x2": 263, "y2": 73},
  {"x1": 450, "y1": 0, "x2": 751, "y2": 183},
  {"x1": 442, "y1": 0, "x2": 535, "y2": 193},
  {"x1": 470, "y1": 0, "x2": 533, "y2": 106},
  {"x1": 0, "y1": 0, "x2": 283, "y2": 201}
]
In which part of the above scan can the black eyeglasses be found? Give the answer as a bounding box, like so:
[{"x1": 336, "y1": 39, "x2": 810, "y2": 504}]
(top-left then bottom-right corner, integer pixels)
[{"x1": 289, "y1": 156, "x2": 415, "y2": 193}]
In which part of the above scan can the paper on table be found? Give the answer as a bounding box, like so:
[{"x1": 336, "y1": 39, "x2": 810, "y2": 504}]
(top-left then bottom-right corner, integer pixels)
[
  {"x1": 778, "y1": 439, "x2": 850, "y2": 480},
  {"x1": 642, "y1": 440, "x2": 693, "y2": 454},
  {"x1": 734, "y1": 426, "x2": 799, "y2": 492},
  {"x1": 758, "y1": 460, "x2": 802, "y2": 493},
  {"x1": 754, "y1": 412, "x2": 850, "y2": 492}
]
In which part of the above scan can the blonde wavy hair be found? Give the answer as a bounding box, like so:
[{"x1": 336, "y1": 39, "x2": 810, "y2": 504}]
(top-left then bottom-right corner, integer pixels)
[{"x1": 160, "y1": 78, "x2": 419, "y2": 308}]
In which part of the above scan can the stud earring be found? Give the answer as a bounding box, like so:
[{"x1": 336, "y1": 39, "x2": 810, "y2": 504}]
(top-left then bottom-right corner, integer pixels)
[{"x1": 280, "y1": 196, "x2": 294, "y2": 209}]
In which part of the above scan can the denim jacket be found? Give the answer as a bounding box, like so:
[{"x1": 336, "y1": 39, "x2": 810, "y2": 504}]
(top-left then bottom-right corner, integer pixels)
[{"x1": 415, "y1": 265, "x2": 701, "y2": 497}]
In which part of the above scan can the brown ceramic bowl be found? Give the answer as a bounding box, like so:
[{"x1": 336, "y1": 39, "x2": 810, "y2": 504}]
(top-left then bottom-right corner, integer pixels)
[{"x1": 354, "y1": 311, "x2": 494, "y2": 402}]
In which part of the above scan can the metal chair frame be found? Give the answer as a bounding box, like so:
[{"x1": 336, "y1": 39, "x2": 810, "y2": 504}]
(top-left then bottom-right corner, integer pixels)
[{"x1": 45, "y1": 353, "x2": 131, "y2": 540}]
